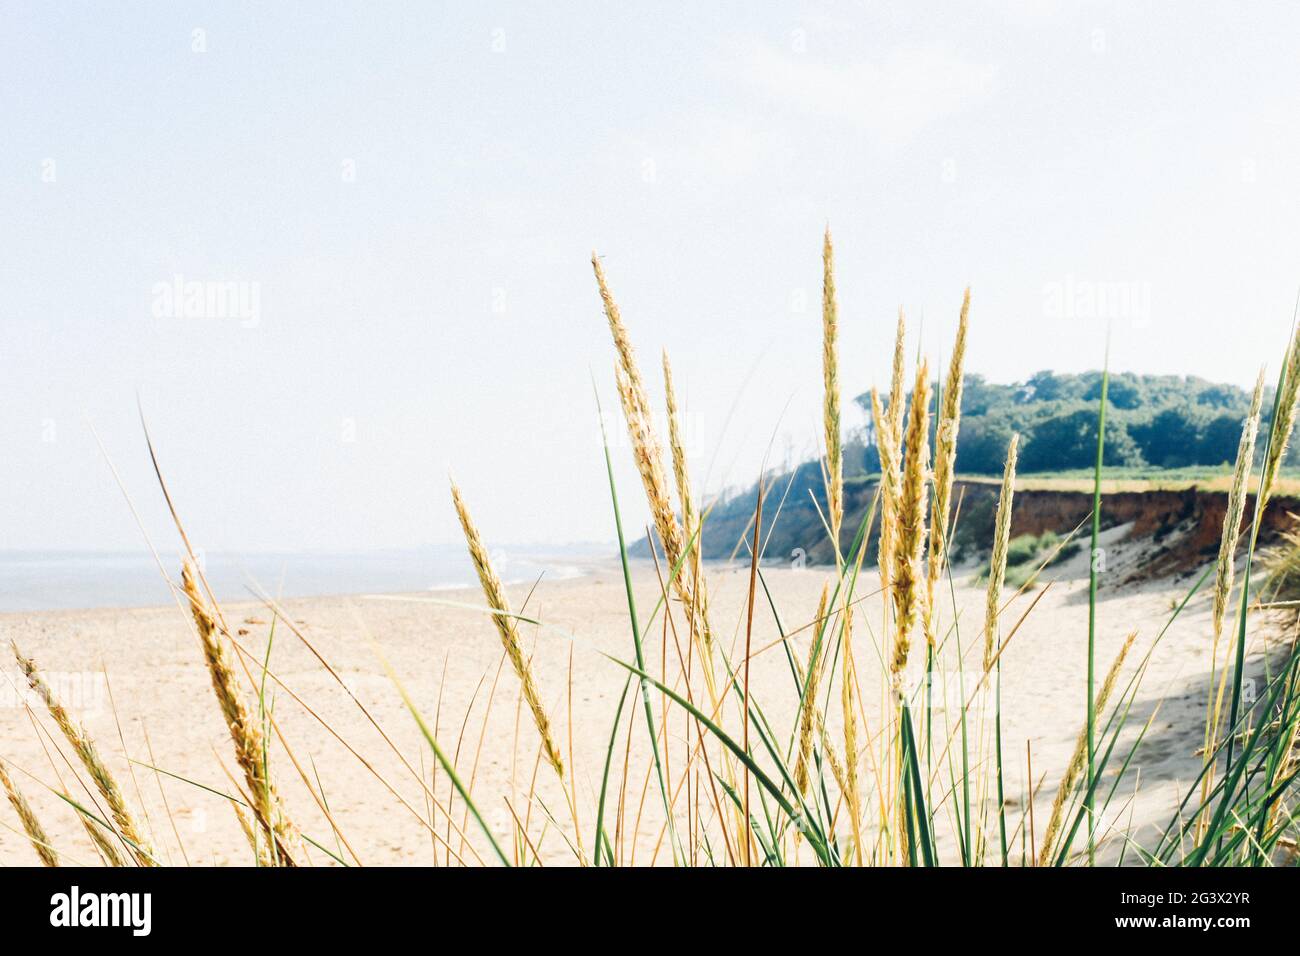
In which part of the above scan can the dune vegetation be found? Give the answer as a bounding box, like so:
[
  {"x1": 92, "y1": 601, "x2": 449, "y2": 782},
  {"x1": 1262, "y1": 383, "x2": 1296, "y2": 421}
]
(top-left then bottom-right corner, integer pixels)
[{"x1": 4, "y1": 230, "x2": 1300, "y2": 868}]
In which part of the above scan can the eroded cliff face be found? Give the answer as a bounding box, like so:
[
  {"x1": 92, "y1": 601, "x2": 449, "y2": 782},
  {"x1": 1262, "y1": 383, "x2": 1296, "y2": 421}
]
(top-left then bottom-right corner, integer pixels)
[
  {"x1": 951, "y1": 482, "x2": 1299, "y2": 581},
  {"x1": 680, "y1": 478, "x2": 1298, "y2": 579}
]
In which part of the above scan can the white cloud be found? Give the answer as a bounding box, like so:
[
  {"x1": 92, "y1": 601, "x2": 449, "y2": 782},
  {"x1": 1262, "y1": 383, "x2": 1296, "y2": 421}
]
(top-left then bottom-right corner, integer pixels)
[{"x1": 727, "y1": 40, "x2": 999, "y2": 146}]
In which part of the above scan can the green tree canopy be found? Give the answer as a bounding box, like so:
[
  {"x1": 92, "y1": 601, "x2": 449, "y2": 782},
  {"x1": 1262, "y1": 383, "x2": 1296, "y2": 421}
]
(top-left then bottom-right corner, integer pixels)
[{"x1": 853, "y1": 370, "x2": 1272, "y2": 474}]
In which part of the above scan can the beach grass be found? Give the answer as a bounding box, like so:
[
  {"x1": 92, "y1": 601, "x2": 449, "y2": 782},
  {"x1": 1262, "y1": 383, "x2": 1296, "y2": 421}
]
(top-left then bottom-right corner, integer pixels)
[{"x1": 4, "y1": 235, "x2": 1300, "y2": 868}]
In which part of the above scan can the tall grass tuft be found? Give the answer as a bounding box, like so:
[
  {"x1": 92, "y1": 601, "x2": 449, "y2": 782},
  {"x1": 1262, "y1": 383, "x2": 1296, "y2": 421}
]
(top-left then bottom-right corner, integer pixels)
[
  {"x1": 794, "y1": 582, "x2": 831, "y2": 797},
  {"x1": 594, "y1": 255, "x2": 717, "y2": 685},
  {"x1": 450, "y1": 482, "x2": 565, "y2": 780},
  {"x1": 871, "y1": 388, "x2": 902, "y2": 608},
  {"x1": 181, "y1": 563, "x2": 301, "y2": 865},
  {"x1": 1199, "y1": 370, "x2": 1265, "y2": 823},
  {"x1": 926, "y1": 289, "x2": 970, "y2": 649},
  {"x1": 888, "y1": 310, "x2": 907, "y2": 450},
  {"x1": 662, "y1": 350, "x2": 705, "y2": 615},
  {"x1": 984, "y1": 434, "x2": 1019, "y2": 672},
  {"x1": 891, "y1": 359, "x2": 931, "y2": 682},
  {"x1": 0, "y1": 758, "x2": 58, "y2": 866},
  {"x1": 12, "y1": 641, "x2": 156, "y2": 866},
  {"x1": 1260, "y1": 325, "x2": 1300, "y2": 508},
  {"x1": 822, "y1": 226, "x2": 843, "y2": 546}
]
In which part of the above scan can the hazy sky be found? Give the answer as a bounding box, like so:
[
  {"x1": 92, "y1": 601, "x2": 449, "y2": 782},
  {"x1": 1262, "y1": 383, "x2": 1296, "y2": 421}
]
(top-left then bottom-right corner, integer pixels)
[{"x1": 3, "y1": 2, "x2": 1299, "y2": 553}]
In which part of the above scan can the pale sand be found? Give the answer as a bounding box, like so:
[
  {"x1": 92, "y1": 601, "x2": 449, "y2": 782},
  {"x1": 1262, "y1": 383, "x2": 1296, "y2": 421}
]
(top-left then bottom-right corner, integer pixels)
[{"x1": 0, "y1": 538, "x2": 1273, "y2": 866}]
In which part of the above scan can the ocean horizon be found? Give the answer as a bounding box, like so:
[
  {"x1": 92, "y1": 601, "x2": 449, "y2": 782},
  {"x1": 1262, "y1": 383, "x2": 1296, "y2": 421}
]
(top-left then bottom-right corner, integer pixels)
[{"x1": 0, "y1": 544, "x2": 613, "y2": 613}]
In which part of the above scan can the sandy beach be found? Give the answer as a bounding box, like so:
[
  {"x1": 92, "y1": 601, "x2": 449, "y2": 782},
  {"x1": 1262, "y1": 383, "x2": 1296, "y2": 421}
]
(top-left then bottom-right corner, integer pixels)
[{"x1": 0, "y1": 532, "x2": 1273, "y2": 867}]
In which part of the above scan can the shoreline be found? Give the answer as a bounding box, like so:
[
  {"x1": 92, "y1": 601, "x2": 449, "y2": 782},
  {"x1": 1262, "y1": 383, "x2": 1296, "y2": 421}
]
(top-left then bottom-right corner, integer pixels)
[
  {"x1": 0, "y1": 549, "x2": 618, "y2": 617},
  {"x1": 0, "y1": 555, "x2": 873, "y2": 619},
  {"x1": 0, "y1": 557, "x2": 1268, "y2": 865}
]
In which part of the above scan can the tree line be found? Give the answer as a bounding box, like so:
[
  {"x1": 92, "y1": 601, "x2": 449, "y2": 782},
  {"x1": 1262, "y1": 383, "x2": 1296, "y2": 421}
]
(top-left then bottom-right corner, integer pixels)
[
  {"x1": 695, "y1": 369, "x2": 1281, "y2": 559},
  {"x1": 854, "y1": 370, "x2": 1278, "y2": 474}
]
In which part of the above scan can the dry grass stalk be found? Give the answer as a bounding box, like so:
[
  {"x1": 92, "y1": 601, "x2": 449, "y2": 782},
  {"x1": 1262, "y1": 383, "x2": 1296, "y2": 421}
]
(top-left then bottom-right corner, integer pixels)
[
  {"x1": 1198, "y1": 372, "x2": 1265, "y2": 825},
  {"x1": 788, "y1": 640, "x2": 850, "y2": 798},
  {"x1": 1211, "y1": 371, "x2": 1265, "y2": 643},
  {"x1": 614, "y1": 364, "x2": 718, "y2": 679},
  {"x1": 594, "y1": 257, "x2": 717, "y2": 683},
  {"x1": 451, "y1": 482, "x2": 565, "y2": 779},
  {"x1": 1037, "y1": 630, "x2": 1137, "y2": 865},
  {"x1": 232, "y1": 800, "x2": 274, "y2": 866},
  {"x1": 794, "y1": 583, "x2": 831, "y2": 796},
  {"x1": 12, "y1": 641, "x2": 156, "y2": 866},
  {"x1": 925, "y1": 289, "x2": 970, "y2": 647},
  {"x1": 81, "y1": 812, "x2": 128, "y2": 866},
  {"x1": 662, "y1": 351, "x2": 695, "y2": 550},
  {"x1": 614, "y1": 363, "x2": 685, "y2": 588},
  {"x1": 1261, "y1": 325, "x2": 1300, "y2": 506},
  {"x1": 891, "y1": 360, "x2": 932, "y2": 681},
  {"x1": 871, "y1": 389, "x2": 902, "y2": 602},
  {"x1": 822, "y1": 227, "x2": 843, "y2": 545},
  {"x1": 786, "y1": 599, "x2": 850, "y2": 845},
  {"x1": 592, "y1": 252, "x2": 654, "y2": 425},
  {"x1": 888, "y1": 309, "x2": 907, "y2": 450},
  {"x1": 0, "y1": 758, "x2": 58, "y2": 866},
  {"x1": 877, "y1": 313, "x2": 908, "y2": 635},
  {"x1": 984, "y1": 433, "x2": 1020, "y2": 671},
  {"x1": 595, "y1": 257, "x2": 740, "y2": 846},
  {"x1": 181, "y1": 563, "x2": 300, "y2": 865},
  {"x1": 814, "y1": 713, "x2": 848, "y2": 796},
  {"x1": 840, "y1": 606, "x2": 863, "y2": 860},
  {"x1": 662, "y1": 351, "x2": 709, "y2": 641}
]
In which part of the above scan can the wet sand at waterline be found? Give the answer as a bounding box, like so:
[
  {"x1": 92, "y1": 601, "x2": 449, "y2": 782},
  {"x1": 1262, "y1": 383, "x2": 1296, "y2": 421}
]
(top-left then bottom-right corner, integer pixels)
[{"x1": 0, "y1": 536, "x2": 1267, "y2": 865}]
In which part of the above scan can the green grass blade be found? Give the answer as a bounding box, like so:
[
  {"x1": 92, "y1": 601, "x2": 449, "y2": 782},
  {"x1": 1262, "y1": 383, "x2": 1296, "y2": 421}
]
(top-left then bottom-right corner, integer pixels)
[
  {"x1": 1086, "y1": 349, "x2": 1110, "y2": 865},
  {"x1": 377, "y1": 649, "x2": 510, "y2": 866},
  {"x1": 593, "y1": 675, "x2": 633, "y2": 866}
]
